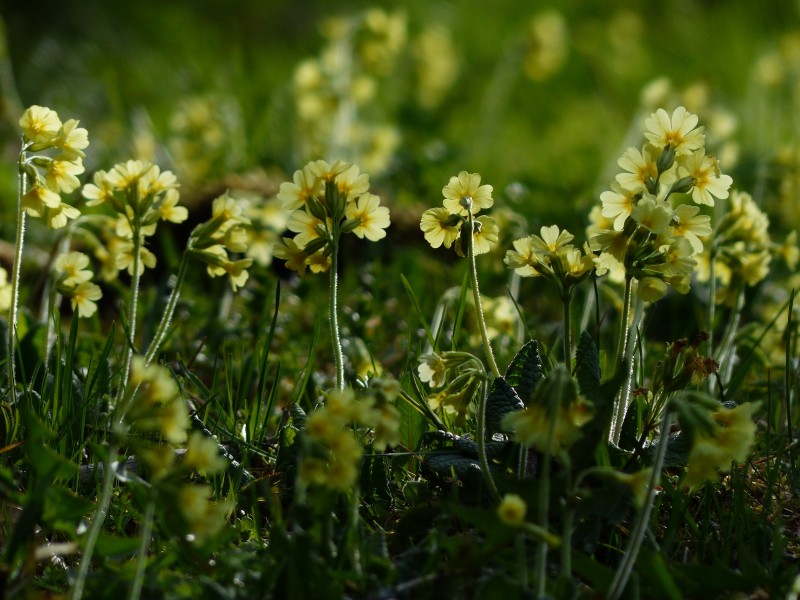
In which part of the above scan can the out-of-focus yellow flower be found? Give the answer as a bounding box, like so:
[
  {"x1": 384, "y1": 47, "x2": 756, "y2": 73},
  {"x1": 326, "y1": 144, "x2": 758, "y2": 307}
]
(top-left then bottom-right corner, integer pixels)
[
  {"x1": 345, "y1": 193, "x2": 390, "y2": 241},
  {"x1": 498, "y1": 494, "x2": 527, "y2": 525}
]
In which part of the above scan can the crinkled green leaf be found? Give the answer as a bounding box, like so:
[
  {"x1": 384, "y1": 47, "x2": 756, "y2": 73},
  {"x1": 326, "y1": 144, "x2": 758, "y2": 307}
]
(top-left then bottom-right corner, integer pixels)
[
  {"x1": 504, "y1": 339, "x2": 543, "y2": 404},
  {"x1": 486, "y1": 376, "x2": 524, "y2": 434}
]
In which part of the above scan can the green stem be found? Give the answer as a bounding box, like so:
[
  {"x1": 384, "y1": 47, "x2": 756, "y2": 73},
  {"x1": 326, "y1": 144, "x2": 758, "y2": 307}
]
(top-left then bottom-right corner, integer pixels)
[
  {"x1": 128, "y1": 496, "x2": 155, "y2": 600},
  {"x1": 118, "y1": 228, "x2": 143, "y2": 399},
  {"x1": 716, "y1": 286, "x2": 745, "y2": 388},
  {"x1": 7, "y1": 149, "x2": 27, "y2": 393},
  {"x1": 329, "y1": 233, "x2": 345, "y2": 391},
  {"x1": 559, "y1": 453, "x2": 574, "y2": 583},
  {"x1": 707, "y1": 249, "x2": 717, "y2": 358},
  {"x1": 476, "y1": 379, "x2": 501, "y2": 502},
  {"x1": 536, "y1": 384, "x2": 561, "y2": 599},
  {"x1": 467, "y1": 212, "x2": 501, "y2": 379},
  {"x1": 144, "y1": 253, "x2": 190, "y2": 366},
  {"x1": 562, "y1": 291, "x2": 573, "y2": 372},
  {"x1": 606, "y1": 406, "x2": 672, "y2": 600},
  {"x1": 70, "y1": 445, "x2": 118, "y2": 600},
  {"x1": 613, "y1": 275, "x2": 634, "y2": 376}
]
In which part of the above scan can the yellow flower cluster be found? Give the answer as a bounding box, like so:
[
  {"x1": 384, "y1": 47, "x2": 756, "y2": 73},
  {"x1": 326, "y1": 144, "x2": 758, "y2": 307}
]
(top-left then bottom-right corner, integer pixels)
[
  {"x1": 417, "y1": 351, "x2": 486, "y2": 426},
  {"x1": 119, "y1": 356, "x2": 190, "y2": 445},
  {"x1": 586, "y1": 106, "x2": 731, "y2": 302},
  {"x1": 684, "y1": 402, "x2": 759, "y2": 489},
  {"x1": 53, "y1": 251, "x2": 103, "y2": 318},
  {"x1": 299, "y1": 386, "x2": 400, "y2": 492},
  {"x1": 697, "y1": 190, "x2": 798, "y2": 306},
  {"x1": 186, "y1": 193, "x2": 254, "y2": 291},
  {"x1": 82, "y1": 160, "x2": 186, "y2": 277},
  {"x1": 505, "y1": 224, "x2": 594, "y2": 298},
  {"x1": 273, "y1": 159, "x2": 390, "y2": 275},
  {"x1": 18, "y1": 105, "x2": 89, "y2": 229},
  {"x1": 501, "y1": 366, "x2": 593, "y2": 454},
  {"x1": 420, "y1": 171, "x2": 499, "y2": 257}
]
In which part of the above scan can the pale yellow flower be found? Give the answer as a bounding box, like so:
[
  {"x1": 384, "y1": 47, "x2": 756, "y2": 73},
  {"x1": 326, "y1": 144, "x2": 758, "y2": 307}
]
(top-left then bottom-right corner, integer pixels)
[
  {"x1": 417, "y1": 354, "x2": 447, "y2": 388},
  {"x1": 116, "y1": 240, "x2": 157, "y2": 275},
  {"x1": 335, "y1": 163, "x2": 370, "y2": 201},
  {"x1": 184, "y1": 431, "x2": 227, "y2": 474},
  {"x1": 288, "y1": 210, "x2": 327, "y2": 249},
  {"x1": 442, "y1": 171, "x2": 493, "y2": 216},
  {"x1": 82, "y1": 170, "x2": 116, "y2": 207},
  {"x1": 46, "y1": 202, "x2": 81, "y2": 229},
  {"x1": 157, "y1": 189, "x2": 188, "y2": 223},
  {"x1": 277, "y1": 166, "x2": 321, "y2": 210},
  {"x1": 54, "y1": 251, "x2": 93, "y2": 286},
  {"x1": 106, "y1": 160, "x2": 149, "y2": 193},
  {"x1": 19, "y1": 105, "x2": 62, "y2": 145},
  {"x1": 672, "y1": 204, "x2": 712, "y2": 254},
  {"x1": 637, "y1": 276, "x2": 668, "y2": 303},
  {"x1": 615, "y1": 146, "x2": 659, "y2": 194},
  {"x1": 631, "y1": 194, "x2": 671, "y2": 234},
  {"x1": 678, "y1": 149, "x2": 732, "y2": 206},
  {"x1": 273, "y1": 237, "x2": 308, "y2": 274},
  {"x1": 644, "y1": 106, "x2": 705, "y2": 155},
  {"x1": 21, "y1": 184, "x2": 61, "y2": 217},
  {"x1": 471, "y1": 215, "x2": 499, "y2": 255},
  {"x1": 601, "y1": 183, "x2": 637, "y2": 231},
  {"x1": 54, "y1": 119, "x2": 89, "y2": 160},
  {"x1": 345, "y1": 193, "x2": 390, "y2": 241},
  {"x1": 532, "y1": 225, "x2": 574, "y2": 254},
  {"x1": 45, "y1": 159, "x2": 84, "y2": 194},
  {"x1": 497, "y1": 494, "x2": 527, "y2": 525},
  {"x1": 69, "y1": 281, "x2": 102, "y2": 318},
  {"x1": 420, "y1": 207, "x2": 460, "y2": 249},
  {"x1": 505, "y1": 236, "x2": 542, "y2": 277}
]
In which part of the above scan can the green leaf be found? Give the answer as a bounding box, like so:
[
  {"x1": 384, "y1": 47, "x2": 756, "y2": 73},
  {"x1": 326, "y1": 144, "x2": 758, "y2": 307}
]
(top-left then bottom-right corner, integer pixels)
[
  {"x1": 485, "y1": 377, "x2": 524, "y2": 434},
  {"x1": 396, "y1": 389, "x2": 426, "y2": 450},
  {"x1": 504, "y1": 339, "x2": 543, "y2": 404},
  {"x1": 637, "y1": 550, "x2": 683, "y2": 600}
]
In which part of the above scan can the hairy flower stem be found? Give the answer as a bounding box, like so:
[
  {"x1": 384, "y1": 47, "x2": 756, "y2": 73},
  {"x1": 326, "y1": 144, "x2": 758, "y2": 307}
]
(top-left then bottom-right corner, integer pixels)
[
  {"x1": 607, "y1": 407, "x2": 672, "y2": 600},
  {"x1": 144, "y1": 253, "x2": 190, "y2": 366},
  {"x1": 562, "y1": 291, "x2": 573, "y2": 372},
  {"x1": 118, "y1": 227, "x2": 143, "y2": 399},
  {"x1": 467, "y1": 211, "x2": 501, "y2": 380},
  {"x1": 7, "y1": 147, "x2": 27, "y2": 392},
  {"x1": 71, "y1": 445, "x2": 118, "y2": 600},
  {"x1": 466, "y1": 214, "x2": 502, "y2": 502},
  {"x1": 609, "y1": 276, "x2": 635, "y2": 446},
  {"x1": 128, "y1": 496, "x2": 155, "y2": 600},
  {"x1": 329, "y1": 232, "x2": 345, "y2": 391}
]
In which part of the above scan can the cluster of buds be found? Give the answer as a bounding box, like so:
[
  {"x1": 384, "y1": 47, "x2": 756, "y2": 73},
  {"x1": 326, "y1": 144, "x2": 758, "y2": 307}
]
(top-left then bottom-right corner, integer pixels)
[
  {"x1": 186, "y1": 193, "x2": 254, "y2": 291},
  {"x1": 273, "y1": 159, "x2": 390, "y2": 275},
  {"x1": 82, "y1": 160, "x2": 186, "y2": 277},
  {"x1": 18, "y1": 105, "x2": 89, "y2": 229},
  {"x1": 587, "y1": 106, "x2": 732, "y2": 302},
  {"x1": 52, "y1": 251, "x2": 103, "y2": 318},
  {"x1": 420, "y1": 171, "x2": 500, "y2": 257},
  {"x1": 418, "y1": 351, "x2": 487, "y2": 426},
  {"x1": 299, "y1": 384, "x2": 400, "y2": 491},
  {"x1": 505, "y1": 224, "x2": 594, "y2": 299}
]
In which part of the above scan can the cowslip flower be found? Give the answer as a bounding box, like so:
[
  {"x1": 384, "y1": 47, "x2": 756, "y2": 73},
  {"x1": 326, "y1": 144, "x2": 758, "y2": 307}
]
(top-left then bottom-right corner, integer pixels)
[
  {"x1": 278, "y1": 165, "x2": 322, "y2": 210},
  {"x1": 442, "y1": 171, "x2": 494, "y2": 216},
  {"x1": 420, "y1": 207, "x2": 460, "y2": 249},
  {"x1": 69, "y1": 281, "x2": 102, "y2": 318},
  {"x1": 54, "y1": 251, "x2": 94, "y2": 286},
  {"x1": 644, "y1": 106, "x2": 705, "y2": 156},
  {"x1": 345, "y1": 193, "x2": 390, "y2": 240},
  {"x1": 498, "y1": 494, "x2": 527, "y2": 525},
  {"x1": 678, "y1": 149, "x2": 732, "y2": 207},
  {"x1": 19, "y1": 105, "x2": 62, "y2": 145},
  {"x1": 615, "y1": 146, "x2": 659, "y2": 194},
  {"x1": 601, "y1": 183, "x2": 638, "y2": 231}
]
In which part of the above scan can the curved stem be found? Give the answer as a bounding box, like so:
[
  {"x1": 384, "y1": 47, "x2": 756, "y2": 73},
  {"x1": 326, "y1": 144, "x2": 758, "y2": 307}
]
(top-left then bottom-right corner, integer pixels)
[
  {"x1": 607, "y1": 406, "x2": 672, "y2": 600},
  {"x1": 128, "y1": 495, "x2": 155, "y2": 600},
  {"x1": 70, "y1": 445, "x2": 118, "y2": 600},
  {"x1": 329, "y1": 233, "x2": 345, "y2": 391},
  {"x1": 7, "y1": 150, "x2": 27, "y2": 393},
  {"x1": 467, "y1": 212, "x2": 501, "y2": 379},
  {"x1": 144, "y1": 253, "x2": 190, "y2": 366}
]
